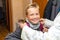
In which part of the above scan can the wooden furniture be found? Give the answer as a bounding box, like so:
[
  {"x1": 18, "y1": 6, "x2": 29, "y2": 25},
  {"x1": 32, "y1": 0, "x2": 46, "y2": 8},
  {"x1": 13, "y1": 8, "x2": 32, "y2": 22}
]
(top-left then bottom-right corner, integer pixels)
[{"x1": 33, "y1": 0, "x2": 48, "y2": 18}]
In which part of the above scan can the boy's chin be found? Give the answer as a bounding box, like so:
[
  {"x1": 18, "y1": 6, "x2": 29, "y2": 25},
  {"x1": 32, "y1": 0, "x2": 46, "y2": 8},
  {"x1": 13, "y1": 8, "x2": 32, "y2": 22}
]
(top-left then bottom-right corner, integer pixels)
[{"x1": 32, "y1": 22, "x2": 39, "y2": 24}]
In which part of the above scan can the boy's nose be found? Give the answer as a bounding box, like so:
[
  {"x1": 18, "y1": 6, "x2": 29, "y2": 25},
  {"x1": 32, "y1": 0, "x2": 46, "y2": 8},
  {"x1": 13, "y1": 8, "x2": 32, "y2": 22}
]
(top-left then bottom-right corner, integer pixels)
[{"x1": 34, "y1": 15, "x2": 37, "y2": 18}]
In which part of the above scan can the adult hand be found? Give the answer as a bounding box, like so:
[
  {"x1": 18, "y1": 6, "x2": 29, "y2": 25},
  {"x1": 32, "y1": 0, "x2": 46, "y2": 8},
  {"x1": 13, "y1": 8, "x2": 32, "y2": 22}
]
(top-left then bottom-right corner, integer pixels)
[
  {"x1": 43, "y1": 26, "x2": 48, "y2": 32},
  {"x1": 18, "y1": 23, "x2": 27, "y2": 29}
]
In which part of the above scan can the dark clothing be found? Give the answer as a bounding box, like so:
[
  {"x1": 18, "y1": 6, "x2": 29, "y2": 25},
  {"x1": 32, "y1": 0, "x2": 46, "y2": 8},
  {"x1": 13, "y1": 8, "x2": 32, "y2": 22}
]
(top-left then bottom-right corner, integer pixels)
[
  {"x1": 5, "y1": 27, "x2": 22, "y2": 40},
  {"x1": 43, "y1": 0, "x2": 53, "y2": 20},
  {"x1": 43, "y1": 0, "x2": 60, "y2": 20},
  {"x1": 5, "y1": 22, "x2": 43, "y2": 40},
  {"x1": 51, "y1": 0, "x2": 60, "y2": 20}
]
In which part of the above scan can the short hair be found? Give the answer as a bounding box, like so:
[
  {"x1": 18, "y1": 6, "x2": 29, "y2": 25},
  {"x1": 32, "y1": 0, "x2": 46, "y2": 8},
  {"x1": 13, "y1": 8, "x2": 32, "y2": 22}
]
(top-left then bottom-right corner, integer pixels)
[
  {"x1": 18, "y1": 19, "x2": 26, "y2": 23},
  {"x1": 25, "y1": 2, "x2": 40, "y2": 15}
]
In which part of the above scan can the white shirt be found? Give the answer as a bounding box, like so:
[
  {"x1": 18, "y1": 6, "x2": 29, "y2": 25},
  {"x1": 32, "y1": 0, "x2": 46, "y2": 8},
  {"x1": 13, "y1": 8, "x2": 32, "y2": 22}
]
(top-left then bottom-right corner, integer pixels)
[{"x1": 21, "y1": 12, "x2": 60, "y2": 40}]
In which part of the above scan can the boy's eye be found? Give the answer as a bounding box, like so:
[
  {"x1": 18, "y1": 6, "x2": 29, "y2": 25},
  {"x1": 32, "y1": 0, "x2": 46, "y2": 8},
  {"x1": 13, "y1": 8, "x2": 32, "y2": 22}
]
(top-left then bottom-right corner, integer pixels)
[
  {"x1": 36, "y1": 13, "x2": 39, "y2": 15},
  {"x1": 29, "y1": 13, "x2": 39, "y2": 16},
  {"x1": 30, "y1": 14, "x2": 34, "y2": 16}
]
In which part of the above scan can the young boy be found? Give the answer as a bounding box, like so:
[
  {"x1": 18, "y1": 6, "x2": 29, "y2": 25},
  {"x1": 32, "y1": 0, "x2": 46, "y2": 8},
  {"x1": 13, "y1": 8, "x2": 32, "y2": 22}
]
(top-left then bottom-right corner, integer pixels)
[
  {"x1": 21, "y1": 12, "x2": 60, "y2": 40},
  {"x1": 5, "y1": 3, "x2": 48, "y2": 40}
]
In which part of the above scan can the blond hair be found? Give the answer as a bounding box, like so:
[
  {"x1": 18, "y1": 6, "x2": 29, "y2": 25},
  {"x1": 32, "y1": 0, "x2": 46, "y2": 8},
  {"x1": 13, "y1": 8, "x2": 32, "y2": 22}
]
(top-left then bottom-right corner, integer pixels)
[{"x1": 25, "y1": 2, "x2": 39, "y2": 15}]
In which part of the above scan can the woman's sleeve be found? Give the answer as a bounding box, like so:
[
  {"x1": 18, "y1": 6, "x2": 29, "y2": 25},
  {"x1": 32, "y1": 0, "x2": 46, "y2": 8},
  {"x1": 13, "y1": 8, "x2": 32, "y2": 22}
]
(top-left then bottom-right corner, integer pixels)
[{"x1": 44, "y1": 19, "x2": 54, "y2": 28}]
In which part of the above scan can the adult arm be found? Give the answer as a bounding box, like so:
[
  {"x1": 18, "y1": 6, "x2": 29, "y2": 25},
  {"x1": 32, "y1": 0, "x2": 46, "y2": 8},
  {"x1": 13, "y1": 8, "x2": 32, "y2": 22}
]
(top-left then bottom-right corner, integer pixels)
[{"x1": 44, "y1": 19, "x2": 54, "y2": 28}]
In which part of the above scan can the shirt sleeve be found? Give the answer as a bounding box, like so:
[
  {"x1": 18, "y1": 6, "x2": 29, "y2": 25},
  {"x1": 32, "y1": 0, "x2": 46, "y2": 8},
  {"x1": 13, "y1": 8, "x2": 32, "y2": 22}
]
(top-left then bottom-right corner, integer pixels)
[{"x1": 44, "y1": 19, "x2": 54, "y2": 28}]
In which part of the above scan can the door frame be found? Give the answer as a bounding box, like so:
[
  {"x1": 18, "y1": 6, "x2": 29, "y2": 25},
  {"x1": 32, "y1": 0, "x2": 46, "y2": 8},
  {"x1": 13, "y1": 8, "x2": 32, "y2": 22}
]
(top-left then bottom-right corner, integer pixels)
[{"x1": 6, "y1": 0, "x2": 13, "y2": 32}]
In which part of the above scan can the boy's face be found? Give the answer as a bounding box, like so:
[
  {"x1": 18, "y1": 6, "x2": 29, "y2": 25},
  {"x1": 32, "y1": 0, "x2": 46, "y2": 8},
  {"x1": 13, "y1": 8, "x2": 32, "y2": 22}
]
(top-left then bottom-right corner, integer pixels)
[{"x1": 26, "y1": 7, "x2": 40, "y2": 24}]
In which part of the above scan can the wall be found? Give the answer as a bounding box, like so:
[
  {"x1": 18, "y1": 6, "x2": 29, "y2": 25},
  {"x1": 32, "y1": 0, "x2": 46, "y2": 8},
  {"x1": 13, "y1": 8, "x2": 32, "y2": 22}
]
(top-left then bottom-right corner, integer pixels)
[
  {"x1": 10, "y1": 0, "x2": 31, "y2": 31},
  {"x1": 23, "y1": 0, "x2": 32, "y2": 18}
]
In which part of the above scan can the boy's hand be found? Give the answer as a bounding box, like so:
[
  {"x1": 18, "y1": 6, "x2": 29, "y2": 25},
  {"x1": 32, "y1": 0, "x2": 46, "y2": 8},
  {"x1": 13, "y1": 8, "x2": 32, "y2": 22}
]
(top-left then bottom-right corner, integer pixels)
[{"x1": 40, "y1": 18, "x2": 45, "y2": 24}]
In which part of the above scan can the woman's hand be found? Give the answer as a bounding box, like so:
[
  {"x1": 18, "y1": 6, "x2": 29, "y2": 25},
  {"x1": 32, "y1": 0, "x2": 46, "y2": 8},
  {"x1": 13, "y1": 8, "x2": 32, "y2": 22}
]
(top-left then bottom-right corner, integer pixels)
[
  {"x1": 18, "y1": 22, "x2": 27, "y2": 29},
  {"x1": 43, "y1": 26, "x2": 48, "y2": 32}
]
